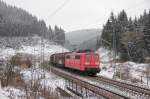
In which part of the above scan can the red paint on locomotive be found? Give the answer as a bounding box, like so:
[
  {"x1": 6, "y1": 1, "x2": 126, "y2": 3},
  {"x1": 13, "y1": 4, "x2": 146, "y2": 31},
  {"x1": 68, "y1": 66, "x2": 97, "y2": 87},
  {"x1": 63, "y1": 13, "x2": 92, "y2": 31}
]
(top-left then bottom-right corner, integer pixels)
[{"x1": 50, "y1": 51, "x2": 100, "y2": 75}]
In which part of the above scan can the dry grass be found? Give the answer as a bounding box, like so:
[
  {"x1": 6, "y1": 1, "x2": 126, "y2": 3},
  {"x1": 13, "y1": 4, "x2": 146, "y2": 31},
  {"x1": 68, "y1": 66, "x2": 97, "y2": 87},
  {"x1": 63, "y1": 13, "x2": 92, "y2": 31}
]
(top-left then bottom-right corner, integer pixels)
[
  {"x1": 0, "y1": 54, "x2": 68, "y2": 99},
  {"x1": 10, "y1": 53, "x2": 32, "y2": 68},
  {"x1": 1, "y1": 70, "x2": 62, "y2": 99},
  {"x1": 131, "y1": 78, "x2": 141, "y2": 83}
]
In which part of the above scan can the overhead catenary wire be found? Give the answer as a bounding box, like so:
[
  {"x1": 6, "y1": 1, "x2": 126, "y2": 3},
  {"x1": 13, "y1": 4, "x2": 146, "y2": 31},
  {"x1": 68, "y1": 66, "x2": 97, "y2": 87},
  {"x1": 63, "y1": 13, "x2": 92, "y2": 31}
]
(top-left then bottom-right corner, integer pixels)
[
  {"x1": 45, "y1": 0, "x2": 70, "y2": 21},
  {"x1": 46, "y1": 0, "x2": 146, "y2": 43},
  {"x1": 125, "y1": 0, "x2": 148, "y2": 12},
  {"x1": 45, "y1": 0, "x2": 147, "y2": 53},
  {"x1": 99, "y1": 0, "x2": 147, "y2": 47},
  {"x1": 44, "y1": 0, "x2": 71, "y2": 52},
  {"x1": 92, "y1": 0, "x2": 148, "y2": 76},
  {"x1": 40, "y1": 0, "x2": 71, "y2": 62},
  {"x1": 86, "y1": 0, "x2": 147, "y2": 28},
  {"x1": 77, "y1": 0, "x2": 148, "y2": 55}
]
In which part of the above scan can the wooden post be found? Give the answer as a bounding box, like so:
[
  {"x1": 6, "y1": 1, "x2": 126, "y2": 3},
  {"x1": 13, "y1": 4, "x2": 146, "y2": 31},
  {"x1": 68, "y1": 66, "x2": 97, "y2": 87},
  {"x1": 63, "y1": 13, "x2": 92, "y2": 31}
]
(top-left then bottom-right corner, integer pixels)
[
  {"x1": 69, "y1": 80, "x2": 71, "y2": 88},
  {"x1": 80, "y1": 86, "x2": 83, "y2": 95},
  {"x1": 72, "y1": 80, "x2": 73, "y2": 90},
  {"x1": 147, "y1": 76, "x2": 149, "y2": 86},
  {"x1": 75, "y1": 82, "x2": 77, "y2": 92},
  {"x1": 85, "y1": 88, "x2": 88, "y2": 98}
]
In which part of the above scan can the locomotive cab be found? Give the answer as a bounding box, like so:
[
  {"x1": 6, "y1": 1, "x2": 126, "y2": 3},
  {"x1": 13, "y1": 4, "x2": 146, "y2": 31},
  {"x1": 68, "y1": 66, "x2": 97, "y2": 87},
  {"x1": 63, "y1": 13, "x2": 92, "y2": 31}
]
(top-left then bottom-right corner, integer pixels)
[
  {"x1": 65, "y1": 51, "x2": 100, "y2": 76},
  {"x1": 83, "y1": 53, "x2": 100, "y2": 75}
]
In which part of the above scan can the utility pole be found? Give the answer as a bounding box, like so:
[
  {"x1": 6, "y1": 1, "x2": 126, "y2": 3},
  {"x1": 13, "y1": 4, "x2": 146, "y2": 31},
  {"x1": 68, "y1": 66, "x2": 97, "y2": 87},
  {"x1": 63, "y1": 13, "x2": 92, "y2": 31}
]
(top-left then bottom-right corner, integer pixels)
[{"x1": 112, "y1": 20, "x2": 119, "y2": 79}]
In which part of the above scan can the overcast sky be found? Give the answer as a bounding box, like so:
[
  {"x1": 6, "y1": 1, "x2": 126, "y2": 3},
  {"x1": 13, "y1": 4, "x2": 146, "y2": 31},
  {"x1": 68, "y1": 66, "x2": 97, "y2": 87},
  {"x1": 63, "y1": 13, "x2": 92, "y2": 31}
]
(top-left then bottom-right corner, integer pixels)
[{"x1": 2, "y1": 0, "x2": 150, "y2": 32}]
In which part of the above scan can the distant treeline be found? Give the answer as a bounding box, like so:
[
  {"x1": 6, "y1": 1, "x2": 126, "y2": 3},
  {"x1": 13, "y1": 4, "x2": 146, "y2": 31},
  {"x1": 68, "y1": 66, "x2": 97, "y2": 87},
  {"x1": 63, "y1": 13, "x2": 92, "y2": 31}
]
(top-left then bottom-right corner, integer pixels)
[
  {"x1": 97, "y1": 10, "x2": 150, "y2": 62},
  {"x1": 0, "y1": 1, "x2": 65, "y2": 45}
]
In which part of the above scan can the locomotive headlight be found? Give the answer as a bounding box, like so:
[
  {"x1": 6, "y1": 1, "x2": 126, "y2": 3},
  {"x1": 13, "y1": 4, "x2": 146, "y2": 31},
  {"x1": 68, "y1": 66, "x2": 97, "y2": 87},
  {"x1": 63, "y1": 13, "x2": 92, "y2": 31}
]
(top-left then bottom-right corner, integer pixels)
[
  {"x1": 95, "y1": 62, "x2": 99, "y2": 65},
  {"x1": 85, "y1": 62, "x2": 90, "y2": 65}
]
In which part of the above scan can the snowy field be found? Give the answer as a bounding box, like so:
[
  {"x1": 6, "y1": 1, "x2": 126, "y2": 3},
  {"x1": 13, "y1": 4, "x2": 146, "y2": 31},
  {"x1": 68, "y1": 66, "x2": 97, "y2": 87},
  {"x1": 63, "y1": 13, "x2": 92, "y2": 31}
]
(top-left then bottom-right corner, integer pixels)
[
  {"x1": 0, "y1": 67, "x2": 66, "y2": 99},
  {"x1": 20, "y1": 67, "x2": 66, "y2": 91},
  {"x1": 0, "y1": 36, "x2": 69, "y2": 99}
]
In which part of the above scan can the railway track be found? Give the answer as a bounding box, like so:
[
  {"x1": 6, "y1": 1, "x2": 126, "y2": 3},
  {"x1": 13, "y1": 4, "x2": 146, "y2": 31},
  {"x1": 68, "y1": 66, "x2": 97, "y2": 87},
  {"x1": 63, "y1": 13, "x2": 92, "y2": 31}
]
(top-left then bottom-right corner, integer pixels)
[
  {"x1": 49, "y1": 65, "x2": 150, "y2": 99},
  {"x1": 87, "y1": 76, "x2": 150, "y2": 99},
  {"x1": 50, "y1": 66, "x2": 131, "y2": 99}
]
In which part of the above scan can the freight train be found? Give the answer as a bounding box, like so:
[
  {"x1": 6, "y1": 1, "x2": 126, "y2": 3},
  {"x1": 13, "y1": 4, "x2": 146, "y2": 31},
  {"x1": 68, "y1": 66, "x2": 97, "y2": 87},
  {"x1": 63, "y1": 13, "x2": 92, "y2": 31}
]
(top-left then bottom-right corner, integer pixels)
[{"x1": 50, "y1": 50, "x2": 100, "y2": 75}]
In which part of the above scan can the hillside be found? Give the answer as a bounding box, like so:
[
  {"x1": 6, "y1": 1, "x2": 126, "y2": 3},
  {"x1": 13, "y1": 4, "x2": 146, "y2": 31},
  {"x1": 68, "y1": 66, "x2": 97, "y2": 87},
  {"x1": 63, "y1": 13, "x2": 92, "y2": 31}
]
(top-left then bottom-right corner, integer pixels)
[
  {"x1": 0, "y1": 1, "x2": 65, "y2": 45},
  {"x1": 65, "y1": 29, "x2": 101, "y2": 50},
  {"x1": 0, "y1": 1, "x2": 44, "y2": 37},
  {"x1": 0, "y1": 36, "x2": 69, "y2": 60},
  {"x1": 99, "y1": 10, "x2": 150, "y2": 62}
]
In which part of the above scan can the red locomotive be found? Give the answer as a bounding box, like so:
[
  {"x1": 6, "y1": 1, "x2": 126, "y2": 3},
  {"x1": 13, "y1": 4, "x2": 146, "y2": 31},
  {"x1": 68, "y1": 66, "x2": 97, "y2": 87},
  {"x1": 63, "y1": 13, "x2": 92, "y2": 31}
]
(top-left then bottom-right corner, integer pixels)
[{"x1": 50, "y1": 50, "x2": 100, "y2": 75}]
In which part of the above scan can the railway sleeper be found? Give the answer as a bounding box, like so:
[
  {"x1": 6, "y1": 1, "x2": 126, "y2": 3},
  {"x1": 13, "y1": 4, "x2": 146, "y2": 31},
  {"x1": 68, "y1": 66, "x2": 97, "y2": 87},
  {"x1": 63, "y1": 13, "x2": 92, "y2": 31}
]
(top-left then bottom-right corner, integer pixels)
[
  {"x1": 50, "y1": 66, "x2": 130, "y2": 99},
  {"x1": 66, "y1": 87, "x2": 83, "y2": 97}
]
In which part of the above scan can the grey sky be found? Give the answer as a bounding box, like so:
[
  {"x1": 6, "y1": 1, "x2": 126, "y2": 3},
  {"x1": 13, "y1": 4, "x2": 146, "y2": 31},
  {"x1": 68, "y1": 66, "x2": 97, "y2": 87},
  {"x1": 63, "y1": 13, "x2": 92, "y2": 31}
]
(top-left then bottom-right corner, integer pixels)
[{"x1": 2, "y1": 0, "x2": 150, "y2": 32}]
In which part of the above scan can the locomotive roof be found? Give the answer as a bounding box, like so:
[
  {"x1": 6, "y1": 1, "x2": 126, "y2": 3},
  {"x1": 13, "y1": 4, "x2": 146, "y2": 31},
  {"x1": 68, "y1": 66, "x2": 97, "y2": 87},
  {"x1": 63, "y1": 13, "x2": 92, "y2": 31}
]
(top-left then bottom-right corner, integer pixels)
[
  {"x1": 76, "y1": 49, "x2": 94, "y2": 53},
  {"x1": 51, "y1": 49, "x2": 96, "y2": 56}
]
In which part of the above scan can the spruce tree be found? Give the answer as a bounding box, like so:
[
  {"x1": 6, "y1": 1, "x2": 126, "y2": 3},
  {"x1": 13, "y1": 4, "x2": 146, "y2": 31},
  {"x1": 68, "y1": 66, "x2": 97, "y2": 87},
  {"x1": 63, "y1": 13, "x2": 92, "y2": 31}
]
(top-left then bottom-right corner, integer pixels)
[
  {"x1": 48, "y1": 26, "x2": 53, "y2": 40},
  {"x1": 127, "y1": 17, "x2": 134, "y2": 32},
  {"x1": 144, "y1": 11, "x2": 150, "y2": 56},
  {"x1": 117, "y1": 10, "x2": 128, "y2": 33},
  {"x1": 101, "y1": 19, "x2": 113, "y2": 48},
  {"x1": 54, "y1": 25, "x2": 65, "y2": 45}
]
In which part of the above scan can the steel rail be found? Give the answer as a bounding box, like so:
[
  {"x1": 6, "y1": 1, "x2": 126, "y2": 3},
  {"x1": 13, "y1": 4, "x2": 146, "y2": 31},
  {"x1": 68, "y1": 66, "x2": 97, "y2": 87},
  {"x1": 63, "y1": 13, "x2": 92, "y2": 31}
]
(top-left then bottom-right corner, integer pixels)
[
  {"x1": 94, "y1": 76, "x2": 150, "y2": 97},
  {"x1": 50, "y1": 66, "x2": 130, "y2": 99}
]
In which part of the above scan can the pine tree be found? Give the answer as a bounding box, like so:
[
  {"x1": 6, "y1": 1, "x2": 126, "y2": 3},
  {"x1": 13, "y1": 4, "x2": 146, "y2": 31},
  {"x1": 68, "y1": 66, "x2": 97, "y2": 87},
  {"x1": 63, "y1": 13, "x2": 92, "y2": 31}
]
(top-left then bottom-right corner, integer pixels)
[
  {"x1": 100, "y1": 10, "x2": 150, "y2": 62},
  {"x1": 101, "y1": 19, "x2": 113, "y2": 48},
  {"x1": 117, "y1": 10, "x2": 128, "y2": 33},
  {"x1": 59, "y1": 27, "x2": 65, "y2": 45},
  {"x1": 133, "y1": 17, "x2": 140, "y2": 32},
  {"x1": 54, "y1": 25, "x2": 65, "y2": 45},
  {"x1": 48, "y1": 26, "x2": 53, "y2": 40},
  {"x1": 144, "y1": 11, "x2": 150, "y2": 56},
  {"x1": 127, "y1": 17, "x2": 134, "y2": 32}
]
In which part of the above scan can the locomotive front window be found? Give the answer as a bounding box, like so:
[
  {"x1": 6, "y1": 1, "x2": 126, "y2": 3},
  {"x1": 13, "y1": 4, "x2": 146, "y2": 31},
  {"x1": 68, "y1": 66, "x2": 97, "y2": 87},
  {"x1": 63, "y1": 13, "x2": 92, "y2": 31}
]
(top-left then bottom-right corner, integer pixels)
[
  {"x1": 93, "y1": 55, "x2": 99, "y2": 59},
  {"x1": 85, "y1": 54, "x2": 91, "y2": 59},
  {"x1": 70, "y1": 55, "x2": 75, "y2": 59},
  {"x1": 75, "y1": 55, "x2": 80, "y2": 59},
  {"x1": 66, "y1": 55, "x2": 70, "y2": 59}
]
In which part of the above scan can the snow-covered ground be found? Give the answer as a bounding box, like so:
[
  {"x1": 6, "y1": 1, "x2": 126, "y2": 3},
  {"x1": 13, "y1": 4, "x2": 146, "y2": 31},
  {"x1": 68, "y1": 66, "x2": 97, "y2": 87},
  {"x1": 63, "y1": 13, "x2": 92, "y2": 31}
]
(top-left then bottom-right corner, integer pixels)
[
  {"x1": 0, "y1": 66, "x2": 66, "y2": 99},
  {"x1": 0, "y1": 37, "x2": 150, "y2": 98},
  {"x1": 0, "y1": 36, "x2": 69, "y2": 60},
  {"x1": 97, "y1": 47, "x2": 150, "y2": 86},
  {"x1": 97, "y1": 65, "x2": 115, "y2": 79},
  {"x1": 0, "y1": 87, "x2": 9, "y2": 99},
  {"x1": 20, "y1": 67, "x2": 66, "y2": 91},
  {"x1": 118, "y1": 62, "x2": 150, "y2": 85},
  {"x1": 3, "y1": 87, "x2": 26, "y2": 99},
  {"x1": 0, "y1": 36, "x2": 69, "y2": 99}
]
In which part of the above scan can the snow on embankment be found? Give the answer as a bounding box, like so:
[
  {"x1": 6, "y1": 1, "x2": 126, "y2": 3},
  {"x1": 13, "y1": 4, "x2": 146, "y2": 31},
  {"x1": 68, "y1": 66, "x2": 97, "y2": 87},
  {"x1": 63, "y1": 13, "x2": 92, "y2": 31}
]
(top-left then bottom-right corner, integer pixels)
[
  {"x1": 20, "y1": 67, "x2": 66, "y2": 91},
  {"x1": 96, "y1": 47, "x2": 149, "y2": 86},
  {"x1": 2, "y1": 87, "x2": 26, "y2": 99},
  {"x1": 120, "y1": 62, "x2": 149, "y2": 84},
  {"x1": 0, "y1": 48, "x2": 15, "y2": 60},
  {"x1": 0, "y1": 88, "x2": 9, "y2": 99},
  {"x1": 0, "y1": 79, "x2": 24, "y2": 99}
]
